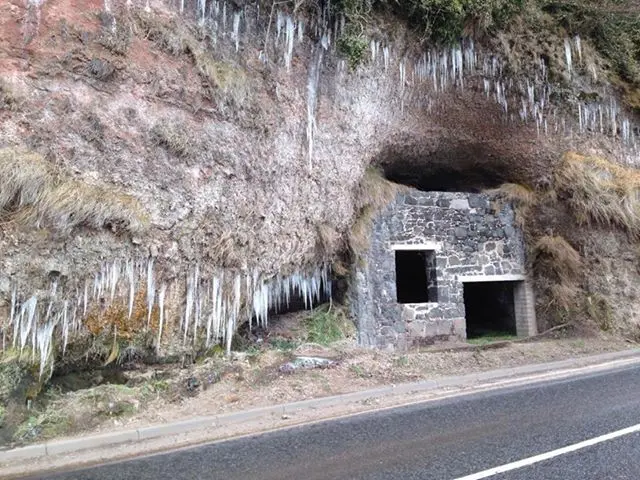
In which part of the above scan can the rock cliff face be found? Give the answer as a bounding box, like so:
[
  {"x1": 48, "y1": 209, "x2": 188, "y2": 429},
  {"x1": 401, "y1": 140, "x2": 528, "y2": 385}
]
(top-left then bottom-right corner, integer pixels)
[{"x1": 0, "y1": 0, "x2": 639, "y2": 366}]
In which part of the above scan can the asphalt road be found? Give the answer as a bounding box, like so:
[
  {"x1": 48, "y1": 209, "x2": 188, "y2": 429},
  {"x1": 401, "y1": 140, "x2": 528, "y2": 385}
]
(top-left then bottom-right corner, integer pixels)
[{"x1": 38, "y1": 364, "x2": 640, "y2": 480}]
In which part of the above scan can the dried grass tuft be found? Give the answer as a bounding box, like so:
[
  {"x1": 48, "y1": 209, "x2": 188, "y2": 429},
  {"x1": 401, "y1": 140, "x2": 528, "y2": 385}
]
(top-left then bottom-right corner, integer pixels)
[
  {"x1": 349, "y1": 167, "x2": 400, "y2": 255},
  {"x1": 150, "y1": 120, "x2": 194, "y2": 158},
  {"x1": 533, "y1": 235, "x2": 582, "y2": 283},
  {"x1": 486, "y1": 182, "x2": 537, "y2": 226},
  {"x1": 0, "y1": 79, "x2": 21, "y2": 111},
  {"x1": 554, "y1": 152, "x2": 640, "y2": 236},
  {"x1": 0, "y1": 147, "x2": 147, "y2": 234}
]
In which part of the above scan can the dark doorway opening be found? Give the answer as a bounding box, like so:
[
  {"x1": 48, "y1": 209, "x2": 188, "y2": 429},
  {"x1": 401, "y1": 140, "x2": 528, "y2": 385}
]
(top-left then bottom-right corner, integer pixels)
[
  {"x1": 395, "y1": 250, "x2": 438, "y2": 303},
  {"x1": 463, "y1": 281, "x2": 517, "y2": 338}
]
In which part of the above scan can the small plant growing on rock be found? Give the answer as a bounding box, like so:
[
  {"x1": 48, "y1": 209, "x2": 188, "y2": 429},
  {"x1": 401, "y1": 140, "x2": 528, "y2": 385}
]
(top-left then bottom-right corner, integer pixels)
[
  {"x1": 304, "y1": 305, "x2": 355, "y2": 345},
  {"x1": 151, "y1": 120, "x2": 194, "y2": 158},
  {"x1": 338, "y1": 32, "x2": 369, "y2": 70}
]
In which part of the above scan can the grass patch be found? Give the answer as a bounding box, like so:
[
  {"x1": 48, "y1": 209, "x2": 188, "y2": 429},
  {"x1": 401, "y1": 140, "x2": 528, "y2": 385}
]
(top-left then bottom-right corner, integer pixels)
[
  {"x1": 151, "y1": 120, "x2": 194, "y2": 158},
  {"x1": 554, "y1": 152, "x2": 640, "y2": 236},
  {"x1": 0, "y1": 147, "x2": 147, "y2": 234},
  {"x1": 269, "y1": 337, "x2": 298, "y2": 351},
  {"x1": 303, "y1": 305, "x2": 356, "y2": 346},
  {"x1": 467, "y1": 332, "x2": 518, "y2": 345}
]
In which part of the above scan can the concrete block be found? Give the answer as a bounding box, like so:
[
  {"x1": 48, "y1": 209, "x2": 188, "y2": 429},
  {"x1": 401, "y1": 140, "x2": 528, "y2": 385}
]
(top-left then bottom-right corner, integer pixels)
[
  {"x1": 0, "y1": 444, "x2": 47, "y2": 463},
  {"x1": 138, "y1": 417, "x2": 216, "y2": 440},
  {"x1": 46, "y1": 430, "x2": 139, "y2": 456},
  {"x1": 216, "y1": 406, "x2": 284, "y2": 427}
]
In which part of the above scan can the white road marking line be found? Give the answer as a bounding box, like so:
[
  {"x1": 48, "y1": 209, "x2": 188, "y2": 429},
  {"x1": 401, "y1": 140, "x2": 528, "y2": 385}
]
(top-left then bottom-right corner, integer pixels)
[{"x1": 453, "y1": 423, "x2": 640, "y2": 480}]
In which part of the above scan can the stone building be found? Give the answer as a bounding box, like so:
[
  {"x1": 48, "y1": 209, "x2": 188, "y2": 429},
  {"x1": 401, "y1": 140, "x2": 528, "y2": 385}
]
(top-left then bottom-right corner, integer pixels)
[{"x1": 351, "y1": 190, "x2": 536, "y2": 350}]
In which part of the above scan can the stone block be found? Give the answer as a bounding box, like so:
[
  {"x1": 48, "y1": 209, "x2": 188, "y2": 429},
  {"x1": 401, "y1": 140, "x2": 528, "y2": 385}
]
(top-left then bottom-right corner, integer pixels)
[
  {"x1": 468, "y1": 196, "x2": 489, "y2": 209},
  {"x1": 450, "y1": 198, "x2": 470, "y2": 210},
  {"x1": 393, "y1": 322, "x2": 407, "y2": 334},
  {"x1": 454, "y1": 227, "x2": 468, "y2": 239},
  {"x1": 407, "y1": 321, "x2": 426, "y2": 337}
]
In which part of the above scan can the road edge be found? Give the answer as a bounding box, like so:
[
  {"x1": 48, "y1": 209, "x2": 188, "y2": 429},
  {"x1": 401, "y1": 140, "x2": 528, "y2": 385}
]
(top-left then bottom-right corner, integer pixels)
[{"x1": 2, "y1": 347, "x2": 639, "y2": 466}]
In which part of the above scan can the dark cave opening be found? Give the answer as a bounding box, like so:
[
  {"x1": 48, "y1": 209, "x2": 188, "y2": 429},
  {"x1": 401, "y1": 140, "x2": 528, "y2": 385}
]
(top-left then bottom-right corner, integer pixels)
[
  {"x1": 374, "y1": 142, "x2": 515, "y2": 192},
  {"x1": 382, "y1": 161, "x2": 508, "y2": 192}
]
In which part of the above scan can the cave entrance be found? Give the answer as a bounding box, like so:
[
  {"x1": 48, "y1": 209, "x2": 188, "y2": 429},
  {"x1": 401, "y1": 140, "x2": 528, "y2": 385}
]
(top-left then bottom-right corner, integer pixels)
[
  {"x1": 375, "y1": 144, "x2": 514, "y2": 192},
  {"x1": 383, "y1": 163, "x2": 507, "y2": 192},
  {"x1": 463, "y1": 281, "x2": 518, "y2": 339},
  {"x1": 395, "y1": 250, "x2": 438, "y2": 303}
]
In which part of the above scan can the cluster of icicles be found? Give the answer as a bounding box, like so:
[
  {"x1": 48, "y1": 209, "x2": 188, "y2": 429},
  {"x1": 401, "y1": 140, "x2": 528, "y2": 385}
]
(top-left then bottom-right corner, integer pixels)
[
  {"x1": 108, "y1": 0, "x2": 639, "y2": 162},
  {"x1": 0, "y1": 259, "x2": 331, "y2": 376}
]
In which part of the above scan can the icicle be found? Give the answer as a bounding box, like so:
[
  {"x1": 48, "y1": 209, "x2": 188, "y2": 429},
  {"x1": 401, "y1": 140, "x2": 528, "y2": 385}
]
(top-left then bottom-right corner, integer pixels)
[
  {"x1": 37, "y1": 320, "x2": 55, "y2": 378},
  {"x1": 194, "y1": 265, "x2": 201, "y2": 340},
  {"x1": 184, "y1": 274, "x2": 193, "y2": 343},
  {"x1": 157, "y1": 283, "x2": 166, "y2": 352},
  {"x1": 564, "y1": 38, "x2": 572, "y2": 74},
  {"x1": 109, "y1": 259, "x2": 120, "y2": 301},
  {"x1": 83, "y1": 279, "x2": 89, "y2": 317},
  {"x1": 232, "y1": 11, "x2": 241, "y2": 52},
  {"x1": 198, "y1": 0, "x2": 206, "y2": 23},
  {"x1": 574, "y1": 35, "x2": 582, "y2": 64},
  {"x1": 62, "y1": 300, "x2": 69, "y2": 354},
  {"x1": 283, "y1": 15, "x2": 295, "y2": 70},
  {"x1": 127, "y1": 260, "x2": 135, "y2": 319},
  {"x1": 399, "y1": 59, "x2": 406, "y2": 113},
  {"x1": 306, "y1": 40, "x2": 324, "y2": 171},
  {"x1": 146, "y1": 258, "x2": 155, "y2": 328},
  {"x1": 19, "y1": 297, "x2": 37, "y2": 353}
]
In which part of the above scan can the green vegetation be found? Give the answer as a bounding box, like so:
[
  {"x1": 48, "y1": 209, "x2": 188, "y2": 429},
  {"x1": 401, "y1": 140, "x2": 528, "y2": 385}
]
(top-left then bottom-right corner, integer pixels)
[
  {"x1": 333, "y1": 0, "x2": 639, "y2": 94},
  {"x1": 467, "y1": 332, "x2": 518, "y2": 344},
  {"x1": 303, "y1": 305, "x2": 356, "y2": 345},
  {"x1": 337, "y1": 32, "x2": 369, "y2": 69},
  {"x1": 334, "y1": 0, "x2": 525, "y2": 47},
  {"x1": 540, "y1": 0, "x2": 640, "y2": 85},
  {"x1": 269, "y1": 337, "x2": 299, "y2": 351}
]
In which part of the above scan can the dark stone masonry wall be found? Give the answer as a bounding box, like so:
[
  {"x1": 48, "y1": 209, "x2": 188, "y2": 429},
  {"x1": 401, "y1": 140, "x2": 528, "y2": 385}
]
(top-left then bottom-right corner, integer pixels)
[{"x1": 351, "y1": 190, "x2": 527, "y2": 350}]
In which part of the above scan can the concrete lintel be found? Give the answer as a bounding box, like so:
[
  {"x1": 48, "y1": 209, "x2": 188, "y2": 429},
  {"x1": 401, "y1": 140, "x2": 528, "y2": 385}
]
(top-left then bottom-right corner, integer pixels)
[
  {"x1": 390, "y1": 242, "x2": 442, "y2": 252},
  {"x1": 457, "y1": 274, "x2": 526, "y2": 283}
]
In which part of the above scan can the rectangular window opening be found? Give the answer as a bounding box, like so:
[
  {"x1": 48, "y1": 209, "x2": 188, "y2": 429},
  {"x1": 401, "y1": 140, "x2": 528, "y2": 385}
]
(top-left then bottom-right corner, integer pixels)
[{"x1": 395, "y1": 250, "x2": 438, "y2": 303}]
